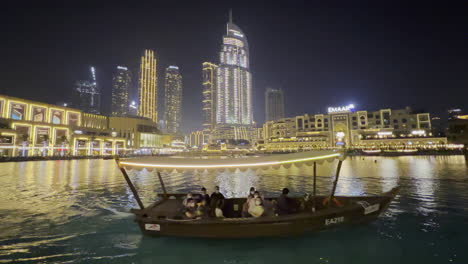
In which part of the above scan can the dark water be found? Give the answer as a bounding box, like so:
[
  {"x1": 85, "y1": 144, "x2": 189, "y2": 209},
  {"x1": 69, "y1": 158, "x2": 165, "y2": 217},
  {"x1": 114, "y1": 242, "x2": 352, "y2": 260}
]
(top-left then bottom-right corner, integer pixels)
[{"x1": 0, "y1": 156, "x2": 467, "y2": 263}]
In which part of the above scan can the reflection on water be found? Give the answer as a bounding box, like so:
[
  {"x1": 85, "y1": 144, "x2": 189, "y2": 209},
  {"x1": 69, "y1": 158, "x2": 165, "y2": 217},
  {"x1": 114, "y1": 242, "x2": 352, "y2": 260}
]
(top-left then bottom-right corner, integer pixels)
[{"x1": 0, "y1": 156, "x2": 467, "y2": 263}]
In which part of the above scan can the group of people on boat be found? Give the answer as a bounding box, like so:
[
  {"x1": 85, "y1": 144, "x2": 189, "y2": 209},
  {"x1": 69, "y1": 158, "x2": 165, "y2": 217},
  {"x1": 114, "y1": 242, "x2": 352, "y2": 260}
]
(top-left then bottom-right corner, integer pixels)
[
  {"x1": 183, "y1": 186, "x2": 225, "y2": 219},
  {"x1": 182, "y1": 186, "x2": 297, "y2": 219}
]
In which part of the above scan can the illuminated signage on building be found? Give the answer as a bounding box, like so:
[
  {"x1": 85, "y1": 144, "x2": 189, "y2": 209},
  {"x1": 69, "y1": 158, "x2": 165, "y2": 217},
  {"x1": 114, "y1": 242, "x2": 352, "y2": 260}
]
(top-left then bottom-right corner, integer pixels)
[
  {"x1": 411, "y1": 130, "x2": 426, "y2": 136},
  {"x1": 327, "y1": 104, "x2": 355, "y2": 114}
]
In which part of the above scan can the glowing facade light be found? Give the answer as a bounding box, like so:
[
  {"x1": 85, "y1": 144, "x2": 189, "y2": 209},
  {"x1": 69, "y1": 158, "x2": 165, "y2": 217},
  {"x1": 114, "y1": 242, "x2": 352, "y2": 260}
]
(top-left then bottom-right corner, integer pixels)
[
  {"x1": 202, "y1": 62, "x2": 218, "y2": 131},
  {"x1": 138, "y1": 49, "x2": 158, "y2": 123},
  {"x1": 411, "y1": 130, "x2": 426, "y2": 136},
  {"x1": 377, "y1": 131, "x2": 393, "y2": 136}
]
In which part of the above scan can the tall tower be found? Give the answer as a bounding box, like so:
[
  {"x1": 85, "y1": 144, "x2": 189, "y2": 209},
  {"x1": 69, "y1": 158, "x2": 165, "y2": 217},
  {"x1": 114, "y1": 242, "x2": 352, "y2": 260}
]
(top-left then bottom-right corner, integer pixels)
[
  {"x1": 216, "y1": 13, "x2": 252, "y2": 125},
  {"x1": 202, "y1": 62, "x2": 218, "y2": 131},
  {"x1": 74, "y1": 66, "x2": 100, "y2": 114},
  {"x1": 138, "y1": 49, "x2": 158, "y2": 123},
  {"x1": 111, "y1": 66, "x2": 132, "y2": 116},
  {"x1": 265, "y1": 87, "x2": 285, "y2": 122},
  {"x1": 164, "y1": 66, "x2": 183, "y2": 134}
]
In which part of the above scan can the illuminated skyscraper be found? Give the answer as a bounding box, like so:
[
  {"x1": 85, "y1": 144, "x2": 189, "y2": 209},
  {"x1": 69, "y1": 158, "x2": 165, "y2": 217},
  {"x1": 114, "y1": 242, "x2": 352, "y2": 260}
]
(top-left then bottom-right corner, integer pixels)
[
  {"x1": 216, "y1": 12, "x2": 252, "y2": 125},
  {"x1": 138, "y1": 49, "x2": 158, "y2": 123},
  {"x1": 111, "y1": 66, "x2": 132, "y2": 116},
  {"x1": 202, "y1": 62, "x2": 218, "y2": 131},
  {"x1": 74, "y1": 66, "x2": 100, "y2": 114},
  {"x1": 163, "y1": 66, "x2": 182, "y2": 134},
  {"x1": 265, "y1": 87, "x2": 285, "y2": 122}
]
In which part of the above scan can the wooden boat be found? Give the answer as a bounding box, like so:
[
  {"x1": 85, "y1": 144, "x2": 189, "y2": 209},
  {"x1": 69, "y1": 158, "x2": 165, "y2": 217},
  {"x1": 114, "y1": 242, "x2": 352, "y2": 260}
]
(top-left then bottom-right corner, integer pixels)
[
  {"x1": 115, "y1": 150, "x2": 399, "y2": 238},
  {"x1": 362, "y1": 149, "x2": 382, "y2": 155}
]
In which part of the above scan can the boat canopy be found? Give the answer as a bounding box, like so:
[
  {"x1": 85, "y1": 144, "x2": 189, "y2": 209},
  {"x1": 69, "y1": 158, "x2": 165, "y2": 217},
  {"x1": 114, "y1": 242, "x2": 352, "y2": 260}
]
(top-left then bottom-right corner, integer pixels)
[{"x1": 118, "y1": 150, "x2": 344, "y2": 172}]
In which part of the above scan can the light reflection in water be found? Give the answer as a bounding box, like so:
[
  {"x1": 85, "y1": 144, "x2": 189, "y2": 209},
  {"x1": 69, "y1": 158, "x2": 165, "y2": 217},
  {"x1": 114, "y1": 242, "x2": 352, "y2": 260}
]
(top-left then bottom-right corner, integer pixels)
[{"x1": 407, "y1": 157, "x2": 437, "y2": 214}]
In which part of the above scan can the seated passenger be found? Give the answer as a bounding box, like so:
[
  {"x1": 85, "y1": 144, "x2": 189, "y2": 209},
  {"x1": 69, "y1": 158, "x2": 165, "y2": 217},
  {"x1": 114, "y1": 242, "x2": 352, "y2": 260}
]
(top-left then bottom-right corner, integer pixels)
[
  {"x1": 184, "y1": 199, "x2": 197, "y2": 219},
  {"x1": 248, "y1": 197, "x2": 265, "y2": 218},
  {"x1": 183, "y1": 193, "x2": 193, "y2": 207},
  {"x1": 277, "y1": 188, "x2": 292, "y2": 215},
  {"x1": 210, "y1": 186, "x2": 225, "y2": 210},
  {"x1": 195, "y1": 199, "x2": 208, "y2": 219},
  {"x1": 242, "y1": 194, "x2": 254, "y2": 217}
]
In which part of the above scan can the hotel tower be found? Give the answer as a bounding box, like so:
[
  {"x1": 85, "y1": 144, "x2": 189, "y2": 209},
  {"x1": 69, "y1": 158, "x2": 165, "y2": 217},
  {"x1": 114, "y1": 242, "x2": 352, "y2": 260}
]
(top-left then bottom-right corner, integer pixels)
[
  {"x1": 138, "y1": 49, "x2": 158, "y2": 123},
  {"x1": 216, "y1": 12, "x2": 252, "y2": 125}
]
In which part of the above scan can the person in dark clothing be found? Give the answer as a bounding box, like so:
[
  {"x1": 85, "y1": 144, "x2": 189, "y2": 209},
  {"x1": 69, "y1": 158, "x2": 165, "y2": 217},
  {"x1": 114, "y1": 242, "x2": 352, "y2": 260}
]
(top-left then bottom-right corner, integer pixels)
[
  {"x1": 200, "y1": 187, "x2": 211, "y2": 205},
  {"x1": 277, "y1": 188, "x2": 291, "y2": 215},
  {"x1": 210, "y1": 186, "x2": 225, "y2": 215}
]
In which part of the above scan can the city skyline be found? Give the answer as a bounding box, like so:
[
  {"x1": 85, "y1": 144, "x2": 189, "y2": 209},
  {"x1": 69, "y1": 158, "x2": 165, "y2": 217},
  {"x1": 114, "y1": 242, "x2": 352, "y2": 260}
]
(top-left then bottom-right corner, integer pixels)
[{"x1": 1, "y1": 2, "x2": 468, "y2": 133}]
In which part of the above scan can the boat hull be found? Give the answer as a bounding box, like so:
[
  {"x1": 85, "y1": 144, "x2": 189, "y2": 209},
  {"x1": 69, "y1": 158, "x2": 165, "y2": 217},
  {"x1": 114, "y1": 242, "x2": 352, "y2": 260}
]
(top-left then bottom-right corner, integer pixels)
[{"x1": 131, "y1": 189, "x2": 397, "y2": 238}]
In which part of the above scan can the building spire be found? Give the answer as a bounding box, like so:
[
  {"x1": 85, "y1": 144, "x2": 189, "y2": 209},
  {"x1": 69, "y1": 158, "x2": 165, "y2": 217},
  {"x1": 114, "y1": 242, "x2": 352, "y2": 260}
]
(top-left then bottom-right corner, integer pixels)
[{"x1": 229, "y1": 9, "x2": 232, "y2": 23}]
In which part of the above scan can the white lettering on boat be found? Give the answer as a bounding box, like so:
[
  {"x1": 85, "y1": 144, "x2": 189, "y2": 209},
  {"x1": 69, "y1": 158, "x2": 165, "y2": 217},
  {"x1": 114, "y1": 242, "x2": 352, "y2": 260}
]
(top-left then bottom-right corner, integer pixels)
[
  {"x1": 325, "y1": 216, "x2": 344, "y2": 226},
  {"x1": 145, "y1": 224, "x2": 160, "y2": 231}
]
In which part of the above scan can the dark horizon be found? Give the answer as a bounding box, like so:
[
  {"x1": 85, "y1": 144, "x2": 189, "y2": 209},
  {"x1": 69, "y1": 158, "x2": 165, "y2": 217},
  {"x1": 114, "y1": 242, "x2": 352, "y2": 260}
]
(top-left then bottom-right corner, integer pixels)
[{"x1": 1, "y1": 1, "x2": 467, "y2": 133}]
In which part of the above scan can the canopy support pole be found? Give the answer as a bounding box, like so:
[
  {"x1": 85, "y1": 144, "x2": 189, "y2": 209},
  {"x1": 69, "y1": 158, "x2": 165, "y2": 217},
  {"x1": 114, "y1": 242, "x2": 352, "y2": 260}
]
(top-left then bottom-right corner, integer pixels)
[
  {"x1": 115, "y1": 158, "x2": 145, "y2": 209},
  {"x1": 312, "y1": 162, "x2": 317, "y2": 212},
  {"x1": 156, "y1": 171, "x2": 168, "y2": 199},
  {"x1": 327, "y1": 160, "x2": 343, "y2": 208}
]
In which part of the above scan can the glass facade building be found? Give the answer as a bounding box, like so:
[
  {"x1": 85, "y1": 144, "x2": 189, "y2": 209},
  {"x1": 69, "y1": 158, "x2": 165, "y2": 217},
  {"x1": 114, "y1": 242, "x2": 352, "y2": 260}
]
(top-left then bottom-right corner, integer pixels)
[
  {"x1": 138, "y1": 49, "x2": 158, "y2": 123},
  {"x1": 202, "y1": 62, "x2": 218, "y2": 131},
  {"x1": 111, "y1": 66, "x2": 132, "y2": 116},
  {"x1": 216, "y1": 16, "x2": 252, "y2": 125},
  {"x1": 163, "y1": 66, "x2": 182, "y2": 134},
  {"x1": 265, "y1": 88, "x2": 285, "y2": 122}
]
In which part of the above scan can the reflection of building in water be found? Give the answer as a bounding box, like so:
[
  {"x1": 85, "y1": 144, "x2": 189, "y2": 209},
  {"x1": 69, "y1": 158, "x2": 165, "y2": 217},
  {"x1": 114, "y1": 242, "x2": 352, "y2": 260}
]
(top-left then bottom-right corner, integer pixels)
[
  {"x1": 0, "y1": 94, "x2": 170, "y2": 157},
  {"x1": 261, "y1": 105, "x2": 451, "y2": 151},
  {"x1": 407, "y1": 157, "x2": 437, "y2": 213},
  {"x1": 378, "y1": 158, "x2": 400, "y2": 193}
]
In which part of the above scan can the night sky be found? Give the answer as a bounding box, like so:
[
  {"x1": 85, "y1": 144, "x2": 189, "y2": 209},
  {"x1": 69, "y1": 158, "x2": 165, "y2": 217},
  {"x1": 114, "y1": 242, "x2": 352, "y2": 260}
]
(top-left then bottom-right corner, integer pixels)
[{"x1": 1, "y1": 1, "x2": 467, "y2": 133}]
